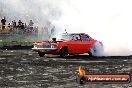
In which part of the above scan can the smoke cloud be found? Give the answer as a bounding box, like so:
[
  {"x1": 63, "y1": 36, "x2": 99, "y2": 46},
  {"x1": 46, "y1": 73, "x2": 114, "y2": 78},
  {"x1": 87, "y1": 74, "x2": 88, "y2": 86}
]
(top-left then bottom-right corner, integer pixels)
[
  {"x1": 1, "y1": 0, "x2": 132, "y2": 56},
  {"x1": 0, "y1": 0, "x2": 62, "y2": 25},
  {"x1": 52, "y1": 0, "x2": 132, "y2": 56}
]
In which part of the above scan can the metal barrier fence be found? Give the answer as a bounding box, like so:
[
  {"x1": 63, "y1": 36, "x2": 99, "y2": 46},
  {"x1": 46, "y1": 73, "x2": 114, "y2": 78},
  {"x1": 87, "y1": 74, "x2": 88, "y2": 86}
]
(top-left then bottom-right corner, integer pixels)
[{"x1": 0, "y1": 25, "x2": 38, "y2": 35}]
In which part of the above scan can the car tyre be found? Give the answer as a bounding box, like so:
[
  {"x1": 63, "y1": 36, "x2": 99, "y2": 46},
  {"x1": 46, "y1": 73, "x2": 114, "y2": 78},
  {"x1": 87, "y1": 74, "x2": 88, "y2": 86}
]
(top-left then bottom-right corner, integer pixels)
[
  {"x1": 38, "y1": 52, "x2": 45, "y2": 57},
  {"x1": 60, "y1": 47, "x2": 68, "y2": 58},
  {"x1": 88, "y1": 51, "x2": 93, "y2": 57}
]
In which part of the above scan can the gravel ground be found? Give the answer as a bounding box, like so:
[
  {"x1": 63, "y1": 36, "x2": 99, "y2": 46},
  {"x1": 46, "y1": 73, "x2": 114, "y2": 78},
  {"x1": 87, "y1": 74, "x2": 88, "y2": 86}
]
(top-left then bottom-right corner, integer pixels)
[{"x1": 0, "y1": 50, "x2": 132, "y2": 88}]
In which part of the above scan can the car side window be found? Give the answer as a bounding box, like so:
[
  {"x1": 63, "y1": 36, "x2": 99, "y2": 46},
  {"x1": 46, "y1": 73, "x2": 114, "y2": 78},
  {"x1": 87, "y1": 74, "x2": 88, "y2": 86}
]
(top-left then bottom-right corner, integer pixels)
[
  {"x1": 72, "y1": 34, "x2": 81, "y2": 40},
  {"x1": 82, "y1": 35, "x2": 89, "y2": 41}
]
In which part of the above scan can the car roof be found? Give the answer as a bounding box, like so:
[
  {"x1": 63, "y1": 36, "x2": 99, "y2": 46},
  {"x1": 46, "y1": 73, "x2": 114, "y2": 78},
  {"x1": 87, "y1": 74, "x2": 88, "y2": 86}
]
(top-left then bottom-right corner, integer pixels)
[{"x1": 62, "y1": 33, "x2": 86, "y2": 35}]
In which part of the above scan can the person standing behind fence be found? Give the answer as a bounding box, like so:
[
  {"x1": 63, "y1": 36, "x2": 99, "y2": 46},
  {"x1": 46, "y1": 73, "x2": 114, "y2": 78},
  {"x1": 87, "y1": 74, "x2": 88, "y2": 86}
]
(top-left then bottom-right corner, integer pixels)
[
  {"x1": 28, "y1": 20, "x2": 34, "y2": 34},
  {"x1": 8, "y1": 23, "x2": 11, "y2": 33},
  {"x1": 12, "y1": 20, "x2": 17, "y2": 34},
  {"x1": 21, "y1": 23, "x2": 25, "y2": 34},
  {"x1": 24, "y1": 23, "x2": 28, "y2": 35},
  {"x1": 1, "y1": 16, "x2": 6, "y2": 30},
  {"x1": 18, "y1": 20, "x2": 22, "y2": 34}
]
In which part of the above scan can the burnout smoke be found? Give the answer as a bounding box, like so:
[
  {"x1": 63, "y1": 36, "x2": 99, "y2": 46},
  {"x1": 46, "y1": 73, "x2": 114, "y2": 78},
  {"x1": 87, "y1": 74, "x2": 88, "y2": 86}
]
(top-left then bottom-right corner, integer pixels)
[
  {"x1": 52, "y1": 0, "x2": 132, "y2": 56},
  {"x1": 1, "y1": 0, "x2": 132, "y2": 56}
]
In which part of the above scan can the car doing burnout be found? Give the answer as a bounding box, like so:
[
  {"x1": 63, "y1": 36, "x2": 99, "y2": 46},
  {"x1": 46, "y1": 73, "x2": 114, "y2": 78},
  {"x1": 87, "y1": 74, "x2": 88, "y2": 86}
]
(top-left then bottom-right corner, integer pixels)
[{"x1": 32, "y1": 33, "x2": 103, "y2": 57}]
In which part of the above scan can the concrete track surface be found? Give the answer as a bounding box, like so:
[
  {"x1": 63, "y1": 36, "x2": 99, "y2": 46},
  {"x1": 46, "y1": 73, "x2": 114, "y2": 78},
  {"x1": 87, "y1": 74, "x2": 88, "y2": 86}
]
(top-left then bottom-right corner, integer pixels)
[{"x1": 0, "y1": 50, "x2": 132, "y2": 88}]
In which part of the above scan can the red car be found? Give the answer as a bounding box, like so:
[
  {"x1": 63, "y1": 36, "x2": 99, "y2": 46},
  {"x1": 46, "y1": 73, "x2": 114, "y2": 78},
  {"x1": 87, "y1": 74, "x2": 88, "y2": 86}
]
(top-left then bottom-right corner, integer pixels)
[{"x1": 32, "y1": 33, "x2": 103, "y2": 57}]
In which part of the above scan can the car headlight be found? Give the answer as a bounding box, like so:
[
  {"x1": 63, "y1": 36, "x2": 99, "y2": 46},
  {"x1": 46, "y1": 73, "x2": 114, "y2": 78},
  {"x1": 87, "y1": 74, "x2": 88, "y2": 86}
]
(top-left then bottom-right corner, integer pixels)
[
  {"x1": 51, "y1": 44, "x2": 57, "y2": 48},
  {"x1": 33, "y1": 44, "x2": 37, "y2": 48}
]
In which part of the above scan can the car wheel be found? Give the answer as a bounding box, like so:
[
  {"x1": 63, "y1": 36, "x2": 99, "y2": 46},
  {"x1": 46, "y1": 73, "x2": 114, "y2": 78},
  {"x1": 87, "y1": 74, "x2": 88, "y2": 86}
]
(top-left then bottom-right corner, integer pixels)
[
  {"x1": 38, "y1": 52, "x2": 45, "y2": 57},
  {"x1": 88, "y1": 41, "x2": 104, "y2": 57},
  {"x1": 60, "y1": 47, "x2": 68, "y2": 58}
]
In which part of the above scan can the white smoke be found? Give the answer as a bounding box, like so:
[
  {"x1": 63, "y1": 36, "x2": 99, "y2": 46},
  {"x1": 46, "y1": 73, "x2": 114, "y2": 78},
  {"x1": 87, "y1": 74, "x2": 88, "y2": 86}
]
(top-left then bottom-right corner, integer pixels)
[{"x1": 52, "y1": 0, "x2": 132, "y2": 56}]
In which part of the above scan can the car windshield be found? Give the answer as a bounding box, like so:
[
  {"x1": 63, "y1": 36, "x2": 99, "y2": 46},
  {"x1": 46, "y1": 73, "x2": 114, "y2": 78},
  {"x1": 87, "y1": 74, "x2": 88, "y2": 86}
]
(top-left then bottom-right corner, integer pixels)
[{"x1": 55, "y1": 34, "x2": 72, "y2": 41}]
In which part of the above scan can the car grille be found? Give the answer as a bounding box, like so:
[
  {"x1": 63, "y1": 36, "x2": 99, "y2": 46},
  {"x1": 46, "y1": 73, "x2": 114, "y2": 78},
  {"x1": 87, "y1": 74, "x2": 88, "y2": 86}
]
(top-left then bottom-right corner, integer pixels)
[{"x1": 35, "y1": 44, "x2": 50, "y2": 48}]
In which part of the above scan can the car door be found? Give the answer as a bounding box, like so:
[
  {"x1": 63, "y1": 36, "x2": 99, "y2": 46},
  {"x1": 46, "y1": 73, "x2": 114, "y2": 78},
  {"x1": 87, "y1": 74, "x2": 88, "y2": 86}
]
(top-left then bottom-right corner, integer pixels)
[
  {"x1": 67, "y1": 34, "x2": 82, "y2": 54},
  {"x1": 80, "y1": 34, "x2": 92, "y2": 53}
]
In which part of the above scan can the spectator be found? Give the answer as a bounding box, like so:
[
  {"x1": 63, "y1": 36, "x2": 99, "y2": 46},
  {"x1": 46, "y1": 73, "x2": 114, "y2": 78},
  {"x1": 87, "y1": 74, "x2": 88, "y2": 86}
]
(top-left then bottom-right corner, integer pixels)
[
  {"x1": 24, "y1": 23, "x2": 29, "y2": 35},
  {"x1": 18, "y1": 20, "x2": 22, "y2": 34},
  {"x1": 24, "y1": 23, "x2": 27, "y2": 28},
  {"x1": 1, "y1": 16, "x2": 6, "y2": 30},
  {"x1": 11, "y1": 21, "x2": 14, "y2": 29},
  {"x1": 13, "y1": 20, "x2": 17, "y2": 27},
  {"x1": 33, "y1": 26, "x2": 38, "y2": 36},
  {"x1": 12, "y1": 20, "x2": 17, "y2": 34},
  {"x1": 28, "y1": 20, "x2": 34, "y2": 32},
  {"x1": 8, "y1": 23, "x2": 11, "y2": 28},
  {"x1": 18, "y1": 20, "x2": 22, "y2": 28},
  {"x1": 35, "y1": 26, "x2": 38, "y2": 34},
  {"x1": 21, "y1": 23, "x2": 25, "y2": 34}
]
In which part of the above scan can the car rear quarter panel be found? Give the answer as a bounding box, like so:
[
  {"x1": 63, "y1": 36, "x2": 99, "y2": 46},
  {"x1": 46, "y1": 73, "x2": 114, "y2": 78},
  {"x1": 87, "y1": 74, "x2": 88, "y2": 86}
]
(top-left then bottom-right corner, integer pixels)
[{"x1": 56, "y1": 39, "x2": 96, "y2": 54}]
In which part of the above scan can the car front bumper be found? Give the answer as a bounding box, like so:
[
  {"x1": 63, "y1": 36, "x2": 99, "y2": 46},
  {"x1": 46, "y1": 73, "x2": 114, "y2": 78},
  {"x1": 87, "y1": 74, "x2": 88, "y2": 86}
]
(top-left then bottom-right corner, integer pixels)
[{"x1": 32, "y1": 48, "x2": 57, "y2": 53}]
